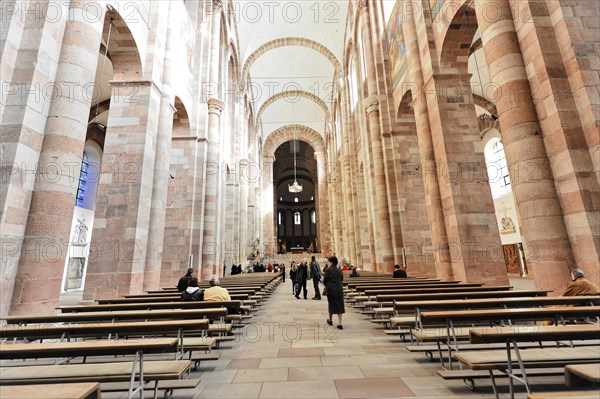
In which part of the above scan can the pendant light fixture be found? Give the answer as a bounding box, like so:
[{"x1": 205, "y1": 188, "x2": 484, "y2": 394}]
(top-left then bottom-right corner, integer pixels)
[{"x1": 288, "y1": 101, "x2": 303, "y2": 193}]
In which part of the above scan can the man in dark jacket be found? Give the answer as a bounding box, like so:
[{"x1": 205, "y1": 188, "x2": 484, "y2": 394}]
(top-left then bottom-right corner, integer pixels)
[
  {"x1": 393, "y1": 264, "x2": 407, "y2": 278},
  {"x1": 310, "y1": 256, "x2": 322, "y2": 300},
  {"x1": 295, "y1": 262, "x2": 308, "y2": 299},
  {"x1": 177, "y1": 268, "x2": 194, "y2": 291}
]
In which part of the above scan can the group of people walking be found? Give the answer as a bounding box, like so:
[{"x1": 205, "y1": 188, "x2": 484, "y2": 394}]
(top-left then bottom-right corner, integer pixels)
[{"x1": 289, "y1": 256, "x2": 345, "y2": 330}]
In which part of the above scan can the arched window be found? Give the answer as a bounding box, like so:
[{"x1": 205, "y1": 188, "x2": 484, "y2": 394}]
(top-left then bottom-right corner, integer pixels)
[
  {"x1": 311, "y1": 210, "x2": 316, "y2": 224},
  {"x1": 294, "y1": 211, "x2": 301, "y2": 225},
  {"x1": 485, "y1": 138, "x2": 512, "y2": 198},
  {"x1": 278, "y1": 211, "x2": 282, "y2": 225},
  {"x1": 75, "y1": 152, "x2": 90, "y2": 209},
  {"x1": 75, "y1": 144, "x2": 101, "y2": 210}
]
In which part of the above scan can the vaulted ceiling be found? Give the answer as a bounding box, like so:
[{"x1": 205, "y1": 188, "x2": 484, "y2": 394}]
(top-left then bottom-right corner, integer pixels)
[{"x1": 234, "y1": 1, "x2": 349, "y2": 140}]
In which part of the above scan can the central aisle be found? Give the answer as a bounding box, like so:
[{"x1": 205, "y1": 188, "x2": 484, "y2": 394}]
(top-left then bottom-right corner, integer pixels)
[{"x1": 186, "y1": 278, "x2": 491, "y2": 399}]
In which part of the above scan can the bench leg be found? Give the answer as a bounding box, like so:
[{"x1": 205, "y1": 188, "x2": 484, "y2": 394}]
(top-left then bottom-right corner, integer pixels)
[
  {"x1": 488, "y1": 370, "x2": 499, "y2": 399},
  {"x1": 505, "y1": 339, "x2": 531, "y2": 399}
]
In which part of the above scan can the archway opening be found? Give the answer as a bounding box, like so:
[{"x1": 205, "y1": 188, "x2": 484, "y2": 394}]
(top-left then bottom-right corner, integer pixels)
[{"x1": 274, "y1": 140, "x2": 318, "y2": 254}]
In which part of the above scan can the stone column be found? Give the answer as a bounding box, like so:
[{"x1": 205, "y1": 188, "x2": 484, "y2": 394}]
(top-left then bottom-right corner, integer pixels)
[
  {"x1": 199, "y1": 0, "x2": 225, "y2": 281},
  {"x1": 261, "y1": 156, "x2": 275, "y2": 257},
  {"x1": 314, "y1": 151, "x2": 330, "y2": 254},
  {"x1": 84, "y1": 79, "x2": 161, "y2": 300},
  {"x1": 359, "y1": 5, "x2": 395, "y2": 270},
  {"x1": 402, "y1": 7, "x2": 453, "y2": 280},
  {"x1": 9, "y1": 0, "x2": 105, "y2": 315},
  {"x1": 340, "y1": 157, "x2": 358, "y2": 262},
  {"x1": 1, "y1": 0, "x2": 70, "y2": 316},
  {"x1": 201, "y1": 98, "x2": 224, "y2": 281},
  {"x1": 477, "y1": 0, "x2": 586, "y2": 291},
  {"x1": 239, "y1": 159, "x2": 250, "y2": 262},
  {"x1": 144, "y1": 1, "x2": 175, "y2": 291}
]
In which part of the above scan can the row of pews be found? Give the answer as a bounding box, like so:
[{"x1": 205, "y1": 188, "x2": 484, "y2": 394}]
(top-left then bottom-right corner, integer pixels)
[
  {"x1": 343, "y1": 272, "x2": 600, "y2": 399},
  {"x1": 0, "y1": 273, "x2": 281, "y2": 399}
]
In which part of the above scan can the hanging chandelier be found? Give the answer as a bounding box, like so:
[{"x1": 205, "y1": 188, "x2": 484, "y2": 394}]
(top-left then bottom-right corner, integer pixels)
[{"x1": 288, "y1": 103, "x2": 303, "y2": 193}]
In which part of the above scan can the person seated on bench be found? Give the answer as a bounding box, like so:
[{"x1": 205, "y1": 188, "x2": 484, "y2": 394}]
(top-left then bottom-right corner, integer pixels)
[
  {"x1": 393, "y1": 264, "x2": 407, "y2": 278},
  {"x1": 177, "y1": 268, "x2": 194, "y2": 292},
  {"x1": 562, "y1": 269, "x2": 600, "y2": 296},
  {"x1": 349, "y1": 266, "x2": 360, "y2": 278},
  {"x1": 204, "y1": 276, "x2": 231, "y2": 302},
  {"x1": 181, "y1": 278, "x2": 204, "y2": 301}
]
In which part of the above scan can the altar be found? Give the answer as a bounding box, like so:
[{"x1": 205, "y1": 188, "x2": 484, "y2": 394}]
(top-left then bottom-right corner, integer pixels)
[{"x1": 290, "y1": 246, "x2": 304, "y2": 254}]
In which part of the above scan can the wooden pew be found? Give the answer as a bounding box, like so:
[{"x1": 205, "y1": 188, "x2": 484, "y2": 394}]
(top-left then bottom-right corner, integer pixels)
[
  {"x1": 57, "y1": 300, "x2": 243, "y2": 314},
  {"x1": 364, "y1": 285, "x2": 512, "y2": 297},
  {"x1": 452, "y1": 325, "x2": 600, "y2": 398},
  {"x1": 0, "y1": 383, "x2": 100, "y2": 399},
  {"x1": 97, "y1": 293, "x2": 250, "y2": 304},
  {"x1": 419, "y1": 307, "x2": 600, "y2": 370},
  {"x1": 2, "y1": 308, "x2": 228, "y2": 325},
  {"x1": 565, "y1": 364, "x2": 600, "y2": 387},
  {"x1": 390, "y1": 295, "x2": 600, "y2": 346},
  {"x1": 0, "y1": 338, "x2": 189, "y2": 399}
]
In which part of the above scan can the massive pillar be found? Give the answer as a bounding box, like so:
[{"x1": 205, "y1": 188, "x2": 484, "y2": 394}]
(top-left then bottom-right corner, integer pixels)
[
  {"x1": 84, "y1": 79, "x2": 161, "y2": 300},
  {"x1": 478, "y1": 0, "x2": 597, "y2": 292},
  {"x1": 1, "y1": 0, "x2": 70, "y2": 316},
  {"x1": 359, "y1": 4, "x2": 395, "y2": 271},
  {"x1": 9, "y1": 0, "x2": 106, "y2": 314},
  {"x1": 144, "y1": 1, "x2": 174, "y2": 291},
  {"x1": 424, "y1": 71, "x2": 508, "y2": 285},
  {"x1": 403, "y1": 5, "x2": 453, "y2": 280}
]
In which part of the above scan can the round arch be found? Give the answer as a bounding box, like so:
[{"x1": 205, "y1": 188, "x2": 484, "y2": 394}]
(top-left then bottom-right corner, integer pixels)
[
  {"x1": 263, "y1": 124, "x2": 326, "y2": 159},
  {"x1": 256, "y1": 91, "x2": 331, "y2": 128},
  {"x1": 241, "y1": 37, "x2": 342, "y2": 83}
]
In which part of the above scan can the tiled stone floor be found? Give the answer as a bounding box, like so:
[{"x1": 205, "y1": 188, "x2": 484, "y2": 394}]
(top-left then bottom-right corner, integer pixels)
[{"x1": 107, "y1": 277, "x2": 568, "y2": 398}]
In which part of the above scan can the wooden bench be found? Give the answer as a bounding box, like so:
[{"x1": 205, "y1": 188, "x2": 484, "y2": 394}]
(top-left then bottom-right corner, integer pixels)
[
  {"x1": 0, "y1": 360, "x2": 192, "y2": 398},
  {"x1": 0, "y1": 338, "x2": 188, "y2": 399},
  {"x1": 437, "y1": 368, "x2": 565, "y2": 391},
  {"x1": 102, "y1": 378, "x2": 201, "y2": 399},
  {"x1": 565, "y1": 364, "x2": 600, "y2": 387},
  {"x1": 455, "y1": 325, "x2": 600, "y2": 398},
  {"x1": 527, "y1": 391, "x2": 600, "y2": 399},
  {"x1": 1, "y1": 308, "x2": 227, "y2": 325},
  {"x1": 0, "y1": 383, "x2": 100, "y2": 399}
]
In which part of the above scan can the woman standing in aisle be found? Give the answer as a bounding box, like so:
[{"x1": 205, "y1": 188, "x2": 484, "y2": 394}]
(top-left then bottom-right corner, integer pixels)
[{"x1": 323, "y1": 256, "x2": 345, "y2": 330}]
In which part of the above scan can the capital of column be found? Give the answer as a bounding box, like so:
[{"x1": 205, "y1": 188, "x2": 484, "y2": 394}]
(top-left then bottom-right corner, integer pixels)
[
  {"x1": 356, "y1": 0, "x2": 368, "y2": 15},
  {"x1": 431, "y1": 73, "x2": 473, "y2": 84},
  {"x1": 207, "y1": 98, "x2": 225, "y2": 115},
  {"x1": 109, "y1": 79, "x2": 162, "y2": 95},
  {"x1": 362, "y1": 96, "x2": 380, "y2": 115},
  {"x1": 262, "y1": 155, "x2": 275, "y2": 164}
]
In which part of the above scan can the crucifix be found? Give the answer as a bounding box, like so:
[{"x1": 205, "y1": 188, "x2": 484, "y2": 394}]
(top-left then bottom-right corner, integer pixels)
[{"x1": 499, "y1": 204, "x2": 511, "y2": 217}]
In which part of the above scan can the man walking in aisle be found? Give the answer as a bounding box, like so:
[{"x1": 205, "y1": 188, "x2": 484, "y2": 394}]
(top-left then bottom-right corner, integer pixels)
[{"x1": 311, "y1": 256, "x2": 322, "y2": 300}]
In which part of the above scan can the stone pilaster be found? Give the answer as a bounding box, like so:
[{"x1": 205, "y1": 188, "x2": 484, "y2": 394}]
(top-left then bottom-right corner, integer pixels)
[
  {"x1": 201, "y1": 97, "x2": 224, "y2": 281},
  {"x1": 314, "y1": 151, "x2": 330, "y2": 254},
  {"x1": 359, "y1": 6, "x2": 395, "y2": 271},
  {"x1": 402, "y1": 9, "x2": 453, "y2": 280},
  {"x1": 9, "y1": 0, "x2": 105, "y2": 315},
  {"x1": 84, "y1": 79, "x2": 161, "y2": 300},
  {"x1": 144, "y1": 1, "x2": 175, "y2": 291},
  {"x1": 261, "y1": 155, "x2": 276, "y2": 258},
  {"x1": 424, "y1": 72, "x2": 508, "y2": 285}
]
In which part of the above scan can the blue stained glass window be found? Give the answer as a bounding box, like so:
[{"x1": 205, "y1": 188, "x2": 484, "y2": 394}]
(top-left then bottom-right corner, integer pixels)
[{"x1": 76, "y1": 152, "x2": 89, "y2": 208}]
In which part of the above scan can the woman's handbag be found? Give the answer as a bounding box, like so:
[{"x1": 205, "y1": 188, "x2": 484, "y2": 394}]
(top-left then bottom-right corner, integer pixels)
[{"x1": 322, "y1": 286, "x2": 329, "y2": 296}]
